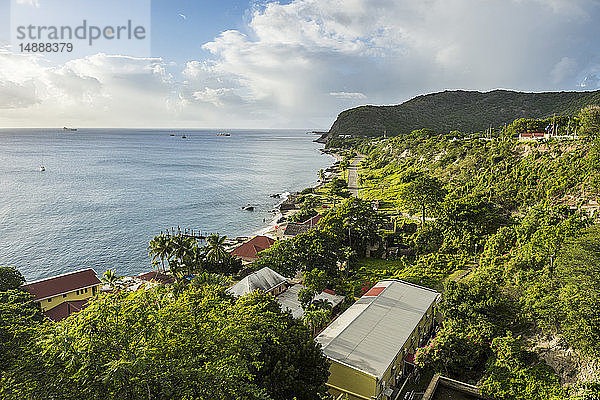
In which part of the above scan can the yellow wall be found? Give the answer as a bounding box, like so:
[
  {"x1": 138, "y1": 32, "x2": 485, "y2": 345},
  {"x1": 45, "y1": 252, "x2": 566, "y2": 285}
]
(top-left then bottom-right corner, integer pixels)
[
  {"x1": 325, "y1": 298, "x2": 441, "y2": 400},
  {"x1": 40, "y1": 285, "x2": 100, "y2": 311},
  {"x1": 327, "y1": 296, "x2": 437, "y2": 400},
  {"x1": 326, "y1": 360, "x2": 376, "y2": 400},
  {"x1": 380, "y1": 300, "x2": 439, "y2": 387}
]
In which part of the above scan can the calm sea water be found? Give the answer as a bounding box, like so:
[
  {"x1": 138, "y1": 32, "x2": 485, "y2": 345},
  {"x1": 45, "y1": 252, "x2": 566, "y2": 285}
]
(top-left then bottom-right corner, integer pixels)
[{"x1": 0, "y1": 129, "x2": 332, "y2": 281}]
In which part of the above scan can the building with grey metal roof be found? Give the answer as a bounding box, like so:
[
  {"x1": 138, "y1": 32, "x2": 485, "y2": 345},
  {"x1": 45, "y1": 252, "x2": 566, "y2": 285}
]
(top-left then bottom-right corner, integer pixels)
[
  {"x1": 276, "y1": 284, "x2": 345, "y2": 319},
  {"x1": 315, "y1": 279, "x2": 441, "y2": 400},
  {"x1": 282, "y1": 222, "x2": 315, "y2": 238},
  {"x1": 227, "y1": 267, "x2": 288, "y2": 297}
]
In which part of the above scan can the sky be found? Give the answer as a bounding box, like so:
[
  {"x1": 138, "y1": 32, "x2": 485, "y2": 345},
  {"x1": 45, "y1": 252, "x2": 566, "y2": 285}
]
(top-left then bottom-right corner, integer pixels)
[{"x1": 0, "y1": 0, "x2": 600, "y2": 128}]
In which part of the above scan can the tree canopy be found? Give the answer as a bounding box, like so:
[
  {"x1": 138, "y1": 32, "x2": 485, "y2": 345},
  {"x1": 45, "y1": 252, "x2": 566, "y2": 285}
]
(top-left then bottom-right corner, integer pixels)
[
  {"x1": 2, "y1": 284, "x2": 329, "y2": 400},
  {"x1": 0, "y1": 266, "x2": 25, "y2": 291}
]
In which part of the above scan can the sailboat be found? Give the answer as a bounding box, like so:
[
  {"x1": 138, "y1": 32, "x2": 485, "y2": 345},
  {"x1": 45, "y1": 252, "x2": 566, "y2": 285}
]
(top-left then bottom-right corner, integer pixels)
[{"x1": 39, "y1": 165, "x2": 46, "y2": 172}]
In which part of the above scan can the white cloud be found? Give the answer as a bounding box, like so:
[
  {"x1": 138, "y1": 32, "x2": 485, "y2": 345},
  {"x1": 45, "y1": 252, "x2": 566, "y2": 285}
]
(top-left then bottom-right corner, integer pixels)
[
  {"x1": 15, "y1": 0, "x2": 40, "y2": 8},
  {"x1": 0, "y1": 80, "x2": 38, "y2": 108},
  {"x1": 330, "y1": 92, "x2": 366, "y2": 99},
  {"x1": 1, "y1": 0, "x2": 600, "y2": 128},
  {"x1": 579, "y1": 74, "x2": 600, "y2": 89}
]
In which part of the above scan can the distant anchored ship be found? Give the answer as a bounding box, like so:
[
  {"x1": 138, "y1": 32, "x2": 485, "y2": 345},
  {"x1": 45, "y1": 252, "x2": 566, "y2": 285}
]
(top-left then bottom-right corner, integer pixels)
[
  {"x1": 63, "y1": 127, "x2": 77, "y2": 131},
  {"x1": 216, "y1": 132, "x2": 231, "y2": 136}
]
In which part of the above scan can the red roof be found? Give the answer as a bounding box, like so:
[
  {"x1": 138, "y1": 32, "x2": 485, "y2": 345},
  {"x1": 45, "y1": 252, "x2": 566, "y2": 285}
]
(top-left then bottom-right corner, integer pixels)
[
  {"x1": 363, "y1": 286, "x2": 386, "y2": 297},
  {"x1": 23, "y1": 269, "x2": 101, "y2": 302},
  {"x1": 231, "y1": 235, "x2": 275, "y2": 259},
  {"x1": 137, "y1": 270, "x2": 176, "y2": 285},
  {"x1": 302, "y1": 214, "x2": 323, "y2": 226},
  {"x1": 520, "y1": 132, "x2": 545, "y2": 137},
  {"x1": 44, "y1": 299, "x2": 90, "y2": 322}
]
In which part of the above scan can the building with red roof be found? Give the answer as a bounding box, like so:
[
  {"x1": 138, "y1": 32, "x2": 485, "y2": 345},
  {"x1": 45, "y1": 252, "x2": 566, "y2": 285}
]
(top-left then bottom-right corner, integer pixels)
[
  {"x1": 518, "y1": 132, "x2": 547, "y2": 141},
  {"x1": 22, "y1": 268, "x2": 102, "y2": 321},
  {"x1": 44, "y1": 299, "x2": 90, "y2": 322},
  {"x1": 230, "y1": 235, "x2": 275, "y2": 263},
  {"x1": 137, "y1": 270, "x2": 177, "y2": 285}
]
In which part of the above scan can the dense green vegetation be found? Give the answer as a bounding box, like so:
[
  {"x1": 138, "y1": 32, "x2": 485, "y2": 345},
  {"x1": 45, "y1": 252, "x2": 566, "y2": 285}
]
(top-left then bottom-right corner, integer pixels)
[
  {"x1": 148, "y1": 232, "x2": 242, "y2": 277},
  {"x1": 332, "y1": 116, "x2": 600, "y2": 398},
  {"x1": 4, "y1": 104, "x2": 600, "y2": 399},
  {"x1": 326, "y1": 89, "x2": 600, "y2": 139},
  {"x1": 0, "y1": 279, "x2": 329, "y2": 399}
]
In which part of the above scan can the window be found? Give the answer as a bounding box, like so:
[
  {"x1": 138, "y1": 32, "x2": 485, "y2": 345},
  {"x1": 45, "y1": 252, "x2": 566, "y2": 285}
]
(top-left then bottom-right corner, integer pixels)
[
  {"x1": 76, "y1": 290, "x2": 79, "y2": 295},
  {"x1": 85, "y1": 288, "x2": 88, "y2": 293},
  {"x1": 48, "y1": 298, "x2": 52, "y2": 303},
  {"x1": 63, "y1": 294, "x2": 67, "y2": 298}
]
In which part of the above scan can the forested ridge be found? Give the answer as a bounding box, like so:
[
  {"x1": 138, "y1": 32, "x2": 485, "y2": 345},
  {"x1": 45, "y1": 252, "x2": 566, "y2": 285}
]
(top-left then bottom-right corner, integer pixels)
[{"x1": 326, "y1": 89, "x2": 600, "y2": 139}]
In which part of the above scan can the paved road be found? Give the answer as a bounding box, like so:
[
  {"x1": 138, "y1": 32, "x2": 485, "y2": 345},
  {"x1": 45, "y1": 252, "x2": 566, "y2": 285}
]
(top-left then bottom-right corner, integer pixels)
[{"x1": 348, "y1": 156, "x2": 366, "y2": 197}]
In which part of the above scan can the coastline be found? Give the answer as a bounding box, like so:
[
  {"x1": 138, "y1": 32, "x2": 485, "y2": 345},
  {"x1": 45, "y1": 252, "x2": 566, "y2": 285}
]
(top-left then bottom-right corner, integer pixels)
[{"x1": 251, "y1": 147, "x2": 338, "y2": 239}]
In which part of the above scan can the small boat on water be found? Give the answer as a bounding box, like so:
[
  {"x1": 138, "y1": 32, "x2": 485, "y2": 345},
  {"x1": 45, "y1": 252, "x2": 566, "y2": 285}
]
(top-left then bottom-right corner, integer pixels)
[
  {"x1": 169, "y1": 133, "x2": 175, "y2": 136},
  {"x1": 39, "y1": 166, "x2": 45, "y2": 172},
  {"x1": 241, "y1": 205, "x2": 255, "y2": 211},
  {"x1": 63, "y1": 127, "x2": 77, "y2": 131},
  {"x1": 216, "y1": 132, "x2": 231, "y2": 136},
  {"x1": 181, "y1": 135, "x2": 187, "y2": 139}
]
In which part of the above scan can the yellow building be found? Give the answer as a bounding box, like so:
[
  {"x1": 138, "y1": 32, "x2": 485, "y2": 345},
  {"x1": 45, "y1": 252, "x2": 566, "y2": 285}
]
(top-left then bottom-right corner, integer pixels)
[
  {"x1": 23, "y1": 268, "x2": 102, "y2": 321},
  {"x1": 315, "y1": 280, "x2": 441, "y2": 400}
]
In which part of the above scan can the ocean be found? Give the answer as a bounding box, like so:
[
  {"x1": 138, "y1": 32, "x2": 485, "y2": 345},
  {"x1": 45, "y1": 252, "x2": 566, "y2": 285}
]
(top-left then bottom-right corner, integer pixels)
[{"x1": 0, "y1": 129, "x2": 332, "y2": 281}]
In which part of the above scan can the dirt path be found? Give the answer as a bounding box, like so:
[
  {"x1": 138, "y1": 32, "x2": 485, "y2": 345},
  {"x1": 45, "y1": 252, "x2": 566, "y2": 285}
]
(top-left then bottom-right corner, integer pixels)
[{"x1": 348, "y1": 156, "x2": 365, "y2": 197}]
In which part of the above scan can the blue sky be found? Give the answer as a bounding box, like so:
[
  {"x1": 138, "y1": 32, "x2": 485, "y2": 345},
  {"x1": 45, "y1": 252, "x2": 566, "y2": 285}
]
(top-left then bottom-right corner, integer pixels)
[
  {"x1": 1, "y1": 0, "x2": 600, "y2": 128},
  {"x1": 151, "y1": 0, "x2": 250, "y2": 63}
]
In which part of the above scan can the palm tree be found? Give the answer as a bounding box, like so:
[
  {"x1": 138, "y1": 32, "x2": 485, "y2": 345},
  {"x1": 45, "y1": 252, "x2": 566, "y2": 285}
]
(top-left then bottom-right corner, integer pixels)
[
  {"x1": 193, "y1": 271, "x2": 230, "y2": 287},
  {"x1": 169, "y1": 236, "x2": 195, "y2": 276},
  {"x1": 205, "y1": 233, "x2": 228, "y2": 264},
  {"x1": 148, "y1": 235, "x2": 172, "y2": 273},
  {"x1": 303, "y1": 308, "x2": 331, "y2": 335},
  {"x1": 312, "y1": 298, "x2": 333, "y2": 312},
  {"x1": 189, "y1": 246, "x2": 205, "y2": 275},
  {"x1": 302, "y1": 310, "x2": 319, "y2": 335},
  {"x1": 102, "y1": 269, "x2": 120, "y2": 290}
]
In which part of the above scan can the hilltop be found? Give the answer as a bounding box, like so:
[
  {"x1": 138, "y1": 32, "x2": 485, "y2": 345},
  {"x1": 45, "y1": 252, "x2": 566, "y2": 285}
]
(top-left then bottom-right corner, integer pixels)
[{"x1": 320, "y1": 89, "x2": 600, "y2": 141}]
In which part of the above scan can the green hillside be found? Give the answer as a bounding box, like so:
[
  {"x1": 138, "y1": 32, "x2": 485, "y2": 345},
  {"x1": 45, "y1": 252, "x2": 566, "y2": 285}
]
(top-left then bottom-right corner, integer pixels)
[{"x1": 325, "y1": 89, "x2": 600, "y2": 139}]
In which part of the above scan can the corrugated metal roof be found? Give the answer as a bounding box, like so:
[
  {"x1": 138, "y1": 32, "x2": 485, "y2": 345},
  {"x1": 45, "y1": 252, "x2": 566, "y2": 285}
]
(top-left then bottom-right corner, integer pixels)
[
  {"x1": 276, "y1": 284, "x2": 345, "y2": 319},
  {"x1": 283, "y1": 223, "x2": 314, "y2": 237},
  {"x1": 315, "y1": 279, "x2": 440, "y2": 378},
  {"x1": 227, "y1": 267, "x2": 288, "y2": 297}
]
